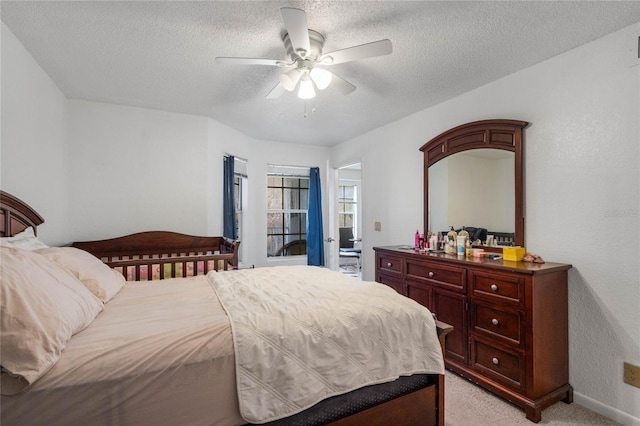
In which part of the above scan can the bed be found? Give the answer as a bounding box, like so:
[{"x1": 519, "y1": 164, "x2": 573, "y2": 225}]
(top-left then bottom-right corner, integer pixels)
[{"x1": 0, "y1": 190, "x2": 452, "y2": 426}]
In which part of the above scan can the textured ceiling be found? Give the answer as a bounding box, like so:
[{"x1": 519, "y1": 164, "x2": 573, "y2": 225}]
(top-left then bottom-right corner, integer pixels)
[{"x1": 2, "y1": 1, "x2": 640, "y2": 146}]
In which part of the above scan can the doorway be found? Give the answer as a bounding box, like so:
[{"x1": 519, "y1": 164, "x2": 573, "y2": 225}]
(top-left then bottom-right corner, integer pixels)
[{"x1": 336, "y1": 163, "x2": 362, "y2": 278}]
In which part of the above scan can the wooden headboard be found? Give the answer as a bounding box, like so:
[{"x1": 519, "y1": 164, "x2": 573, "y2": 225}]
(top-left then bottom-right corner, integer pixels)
[{"x1": 0, "y1": 191, "x2": 45, "y2": 237}]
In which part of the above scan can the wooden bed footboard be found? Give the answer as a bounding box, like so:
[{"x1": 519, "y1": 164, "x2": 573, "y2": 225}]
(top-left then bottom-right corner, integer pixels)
[{"x1": 71, "y1": 231, "x2": 240, "y2": 281}]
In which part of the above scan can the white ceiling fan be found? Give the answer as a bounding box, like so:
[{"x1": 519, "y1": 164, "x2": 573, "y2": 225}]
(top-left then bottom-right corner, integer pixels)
[{"x1": 215, "y1": 7, "x2": 392, "y2": 99}]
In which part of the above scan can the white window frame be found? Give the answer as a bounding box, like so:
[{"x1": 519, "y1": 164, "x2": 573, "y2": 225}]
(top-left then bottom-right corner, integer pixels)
[{"x1": 266, "y1": 164, "x2": 310, "y2": 258}]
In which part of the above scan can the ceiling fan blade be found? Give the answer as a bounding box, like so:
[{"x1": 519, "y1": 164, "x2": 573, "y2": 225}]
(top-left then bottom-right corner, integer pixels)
[
  {"x1": 321, "y1": 39, "x2": 392, "y2": 65},
  {"x1": 215, "y1": 57, "x2": 286, "y2": 67},
  {"x1": 328, "y1": 73, "x2": 356, "y2": 95},
  {"x1": 266, "y1": 83, "x2": 286, "y2": 99},
  {"x1": 281, "y1": 8, "x2": 311, "y2": 58}
]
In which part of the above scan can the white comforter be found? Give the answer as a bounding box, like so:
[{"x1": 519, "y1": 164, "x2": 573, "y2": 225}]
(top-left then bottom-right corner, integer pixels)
[{"x1": 209, "y1": 265, "x2": 444, "y2": 424}]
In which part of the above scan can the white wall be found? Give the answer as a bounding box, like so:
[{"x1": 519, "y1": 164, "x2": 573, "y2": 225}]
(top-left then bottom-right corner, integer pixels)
[
  {"x1": 67, "y1": 100, "x2": 210, "y2": 241},
  {"x1": 429, "y1": 152, "x2": 514, "y2": 234},
  {"x1": 331, "y1": 23, "x2": 640, "y2": 424},
  {"x1": 447, "y1": 153, "x2": 513, "y2": 232},
  {"x1": 1, "y1": 23, "x2": 69, "y2": 245},
  {"x1": 429, "y1": 156, "x2": 448, "y2": 234}
]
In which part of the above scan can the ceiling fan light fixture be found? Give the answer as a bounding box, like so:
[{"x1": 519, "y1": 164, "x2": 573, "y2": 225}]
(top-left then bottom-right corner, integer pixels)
[
  {"x1": 298, "y1": 77, "x2": 316, "y2": 99},
  {"x1": 280, "y1": 68, "x2": 301, "y2": 91},
  {"x1": 310, "y1": 68, "x2": 332, "y2": 90},
  {"x1": 216, "y1": 8, "x2": 392, "y2": 100}
]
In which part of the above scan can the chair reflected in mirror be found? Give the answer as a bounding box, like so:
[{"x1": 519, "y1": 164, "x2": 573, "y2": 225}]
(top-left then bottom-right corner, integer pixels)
[{"x1": 339, "y1": 227, "x2": 361, "y2": 276}]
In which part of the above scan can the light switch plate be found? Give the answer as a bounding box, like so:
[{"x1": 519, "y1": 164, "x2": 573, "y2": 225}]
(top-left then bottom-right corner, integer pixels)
[{"x1": 374, "y1": 222, "x2": 381, "y2": 231}]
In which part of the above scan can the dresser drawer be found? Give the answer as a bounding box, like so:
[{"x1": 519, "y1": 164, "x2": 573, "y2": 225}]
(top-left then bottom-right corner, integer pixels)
[
  {"x1": 377, "y1": 253, "x2": 403, "y2": 275},
  {"x1": 378, "y1": 272, "x2": 405, "y2": 295},
  {"x1": 471, "y1": 271, "x2": 523, "y2": 307},
  {"x1": 471, "y1": 303, "x2": 523, "y2": 346},
  {"x1": 407, "y1": 260, "x2": 466, "y2": 292},
  {"x1": 472, "y1": 337, "x2": 525, "y2": 391}
]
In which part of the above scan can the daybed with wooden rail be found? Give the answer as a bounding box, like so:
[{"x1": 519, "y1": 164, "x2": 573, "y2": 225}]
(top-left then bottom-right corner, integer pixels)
[{"x1": 72, "y1": 231, "x2": 240, "y2": 281}]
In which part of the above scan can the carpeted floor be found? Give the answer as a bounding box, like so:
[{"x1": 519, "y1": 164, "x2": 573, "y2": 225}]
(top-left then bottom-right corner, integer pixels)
[{"x1": 444, "y1": 372, "x2": 620, "y2": 425}]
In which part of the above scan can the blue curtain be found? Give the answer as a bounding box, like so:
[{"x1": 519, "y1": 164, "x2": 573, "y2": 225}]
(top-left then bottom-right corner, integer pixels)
[
  {"x1": 307, "y1": 167, "x2": 325, "y2": 266},
  {"x1": 223, "y1": 156, "x2": 237, "y2": 240}
]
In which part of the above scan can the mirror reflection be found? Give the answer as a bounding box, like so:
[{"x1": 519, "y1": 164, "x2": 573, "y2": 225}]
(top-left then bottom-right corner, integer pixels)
[{"x1": 428, "y1": 149, "x2": 514, "y2": 244}]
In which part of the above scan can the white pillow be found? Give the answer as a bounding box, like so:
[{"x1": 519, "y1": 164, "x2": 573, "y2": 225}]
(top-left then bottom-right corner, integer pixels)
[
  {"x1": 0, "y1": 247, "x2": 104, "y2": 395},
  {"x1": 35, "y1": 247, "x2": 125, "y2": 303},
  {"x1": 0, "y1": 227, "x2": 49, "y2": 250}
]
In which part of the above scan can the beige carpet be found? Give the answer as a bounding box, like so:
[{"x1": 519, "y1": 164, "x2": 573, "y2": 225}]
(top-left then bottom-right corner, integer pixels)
[{"x1": 444, "y1": 372, "x2": 620, "y2": 425}]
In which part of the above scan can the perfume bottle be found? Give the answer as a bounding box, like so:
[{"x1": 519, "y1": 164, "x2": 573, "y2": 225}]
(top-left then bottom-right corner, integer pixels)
[
  {"x1": 447, "y1": 226, "x2": 457, "y2": 254},
  {"x1": 459, "y1": 226, "x2": 469, "y2": 240}
]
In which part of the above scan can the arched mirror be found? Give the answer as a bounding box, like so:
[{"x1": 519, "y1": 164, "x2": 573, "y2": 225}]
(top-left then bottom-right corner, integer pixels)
[{"x1": 420, "y1": 119, "x2": 528, "y2": 248}]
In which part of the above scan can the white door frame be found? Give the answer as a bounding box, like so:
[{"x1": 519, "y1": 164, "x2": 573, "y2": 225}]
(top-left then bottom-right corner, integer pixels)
[
  {"x1": 326, "y1": 163, "x2": 339, "y2": 270},
  {"x1": 329, "y1": 161, "x2": 362, "y2": 273}
]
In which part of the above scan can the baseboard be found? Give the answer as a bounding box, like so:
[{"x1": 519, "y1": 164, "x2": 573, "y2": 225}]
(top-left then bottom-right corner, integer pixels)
[{"x1": 574, "y1": 391, "x2": 640, "y2": 426}]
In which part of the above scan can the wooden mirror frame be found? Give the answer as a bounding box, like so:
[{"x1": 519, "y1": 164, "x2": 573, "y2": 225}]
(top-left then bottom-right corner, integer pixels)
[{"x1": 419, "y1": 119, "x2": 528, "y2": 248}]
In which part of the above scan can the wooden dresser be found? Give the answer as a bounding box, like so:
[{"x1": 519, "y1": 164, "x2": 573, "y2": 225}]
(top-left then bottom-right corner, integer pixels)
[{"x1": 374, "y1": 246, "x2": 573, "y2": 423}]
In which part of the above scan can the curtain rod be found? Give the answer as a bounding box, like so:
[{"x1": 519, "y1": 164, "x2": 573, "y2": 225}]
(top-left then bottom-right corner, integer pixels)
[
  {"x1": 267, "y1": 163, "x2": 317, "y2": 170},
  {"x1": 225, "y1": 153, "x2": 248, "y2": 163}
]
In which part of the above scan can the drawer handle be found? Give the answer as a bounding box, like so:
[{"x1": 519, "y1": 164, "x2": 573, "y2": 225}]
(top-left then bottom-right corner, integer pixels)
[
  {"x1": 490, "y1": 284, "x2": 498, "y2": 291},
  {"x1": 428, "y1": 271, "x2": 434, "y2": 278},
  {"x1": 387, "y1": 262, "x2": 392, "y2": 268},
  {"x1": 492, "y1": 318, "x2": 499, "y2": 326},
  {"x1": 492, "y1": 357, "x2": 499, "y2": 365}
]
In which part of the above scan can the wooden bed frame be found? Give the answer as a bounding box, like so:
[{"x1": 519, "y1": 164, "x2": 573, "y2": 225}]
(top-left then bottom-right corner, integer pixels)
[
  {"x1": 0, "y1": 191, "x2": 44, "y2": 238},
  {"x1": 0, "y1": 190, "x2": 451, "y2": 426}
]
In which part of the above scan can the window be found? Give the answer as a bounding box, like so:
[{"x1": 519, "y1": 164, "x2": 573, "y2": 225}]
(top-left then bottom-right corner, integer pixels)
[
  {"x1": 267, "y1": 165, "x2": 309, "y2": 257},
  {"x1": 339, "y1": 184, "x2": 357, "y2": 233}
]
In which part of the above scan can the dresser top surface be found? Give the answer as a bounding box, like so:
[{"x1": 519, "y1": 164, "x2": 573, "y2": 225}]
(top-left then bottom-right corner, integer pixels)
[{"x1": 374, "y1": 246, "x2": 572, "y2": 275}]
